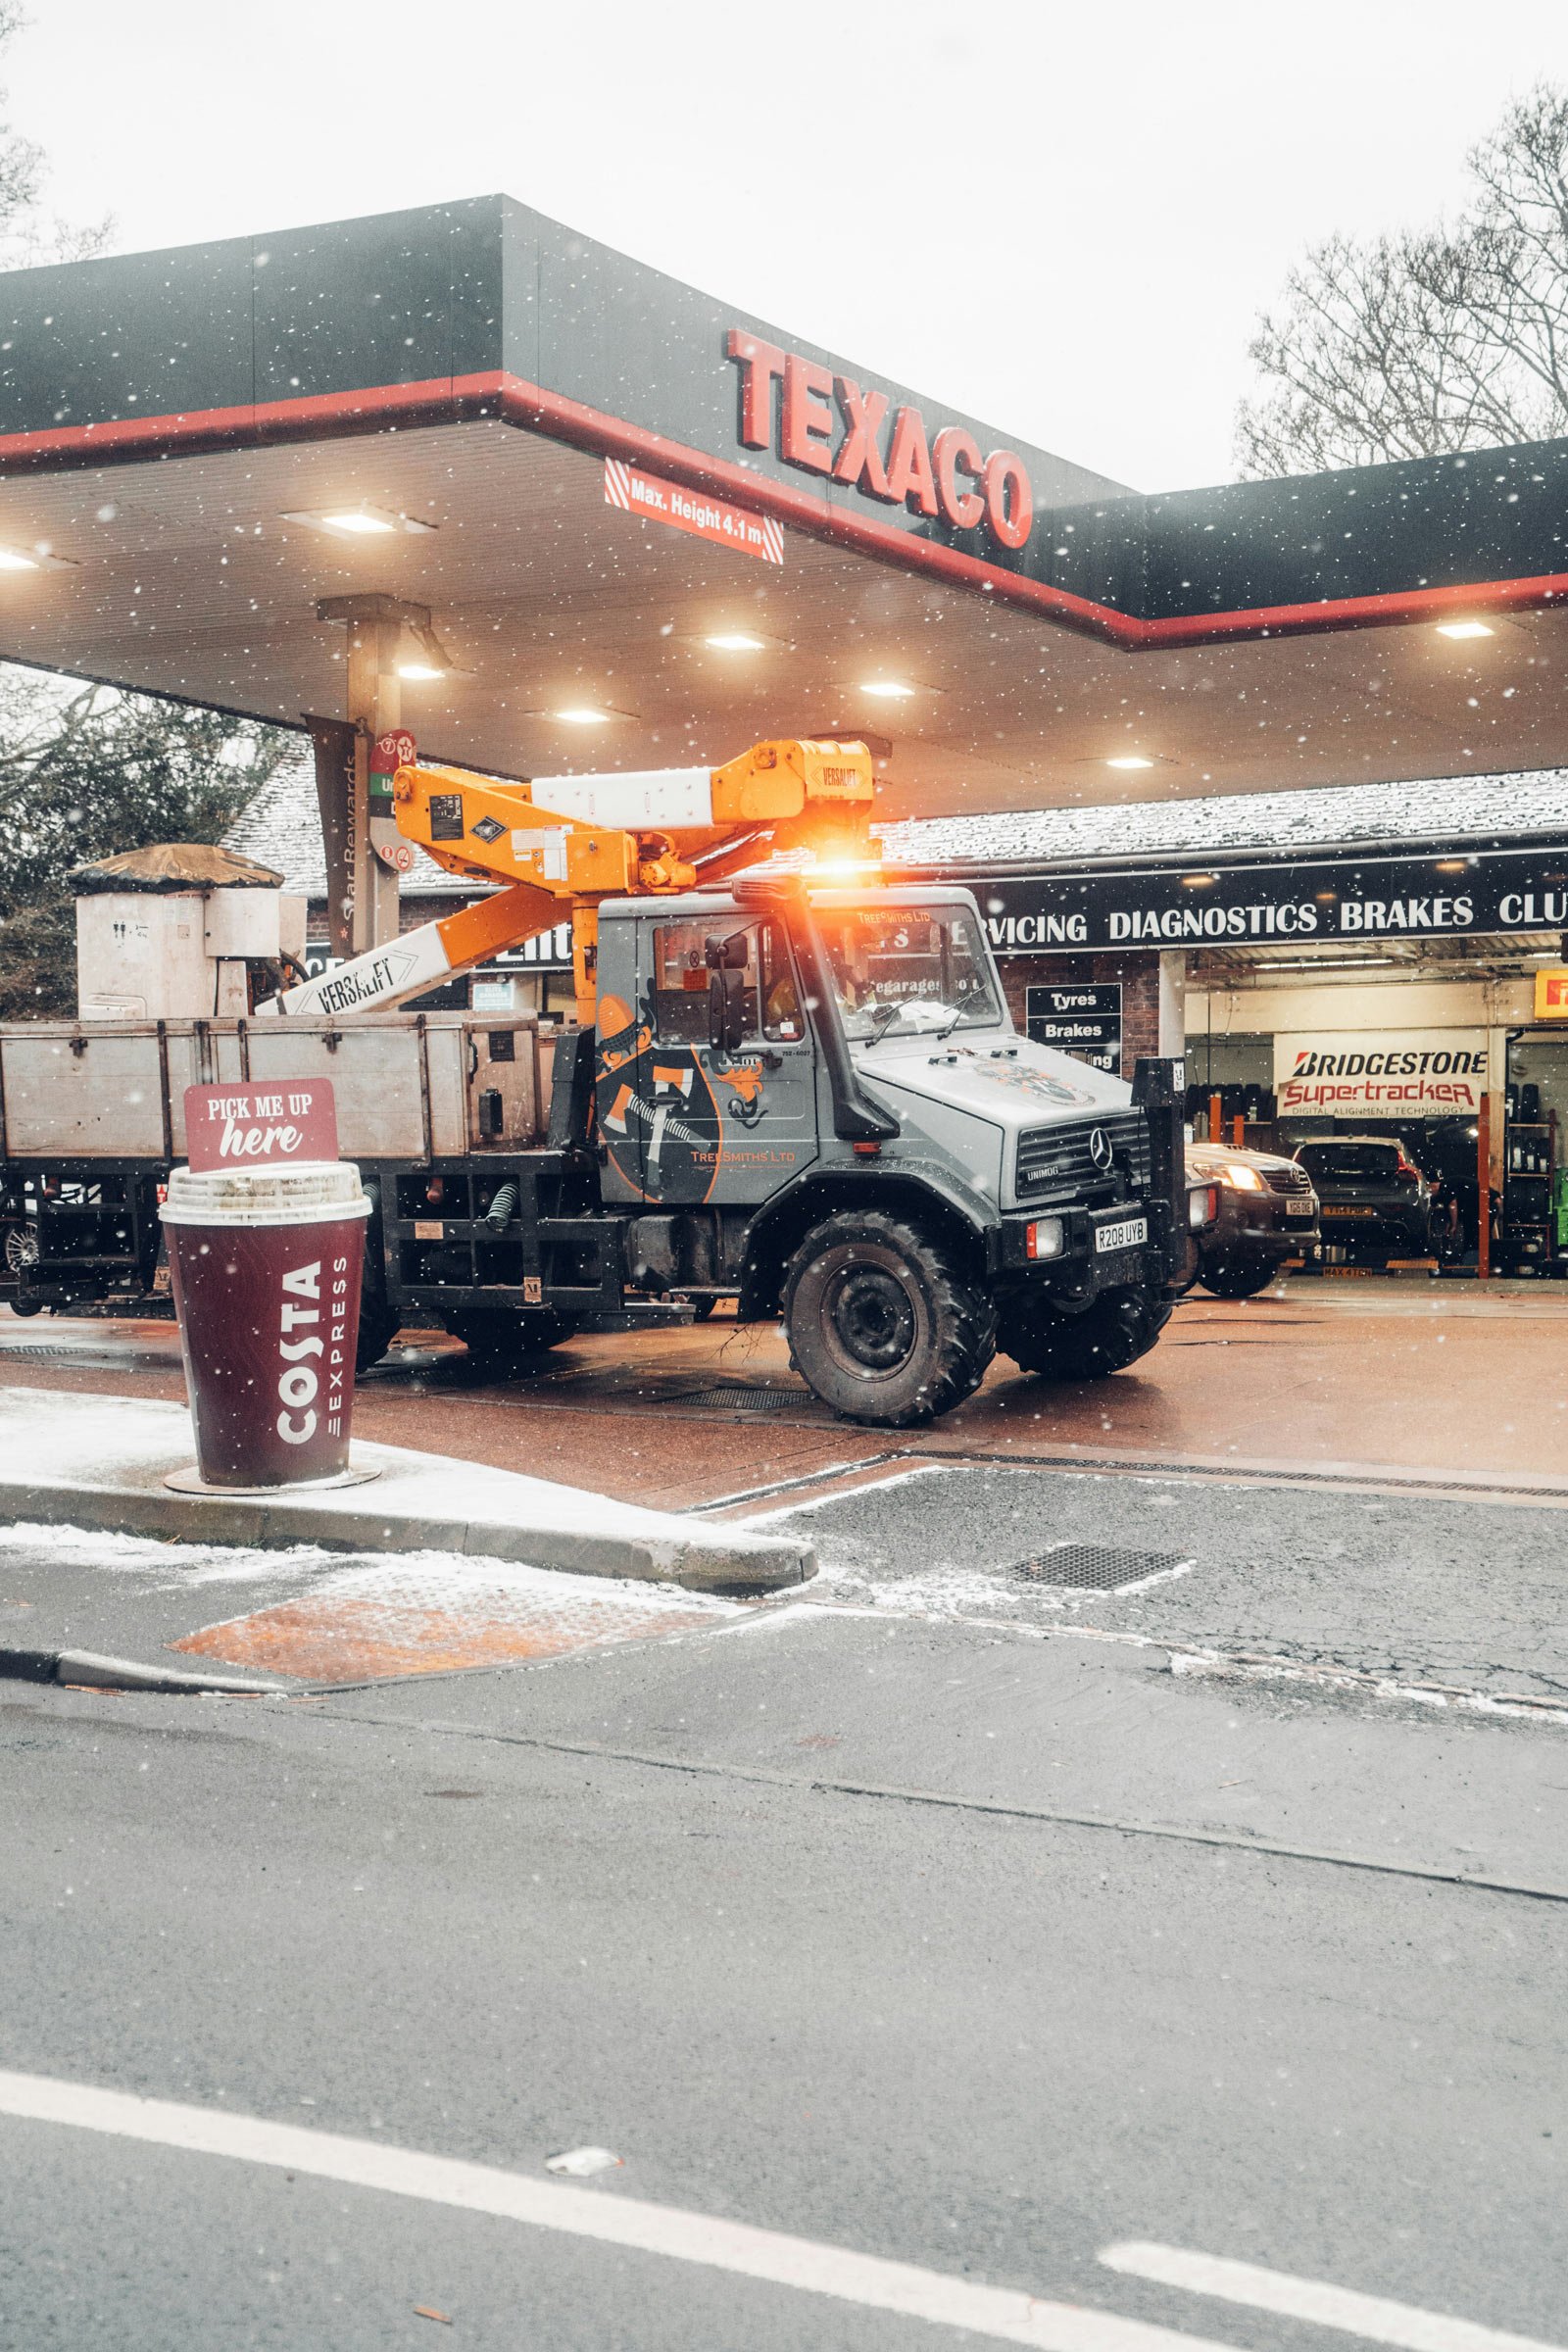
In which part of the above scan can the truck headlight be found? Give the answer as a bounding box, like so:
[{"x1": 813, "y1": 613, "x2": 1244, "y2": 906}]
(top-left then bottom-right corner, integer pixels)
[
  {"x1": 1189, "y1": 1185, "x2": 1218, "y2": 1229},
  {"x1": 1026, "y1": 1216, "x2": 1065, "y2": 1260}
]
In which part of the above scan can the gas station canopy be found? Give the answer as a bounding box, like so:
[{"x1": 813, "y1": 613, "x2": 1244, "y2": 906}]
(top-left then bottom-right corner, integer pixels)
[{"x1": 1, "y1": 194, "x2": 1566, "y2": 820}]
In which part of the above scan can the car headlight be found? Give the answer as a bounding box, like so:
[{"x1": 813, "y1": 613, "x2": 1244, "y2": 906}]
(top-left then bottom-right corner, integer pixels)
[{"x1": 1222, "y1": 1162, "x2": 1264, "y2": 1191}]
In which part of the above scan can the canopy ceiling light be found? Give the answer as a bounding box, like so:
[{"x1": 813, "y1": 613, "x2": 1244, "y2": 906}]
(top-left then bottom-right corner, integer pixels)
[
  {"x1": 395, "y1": 619, "x2": 462, "y2": 682},
  {"x1": 705, "y1": 632, "x2": 767, "y2": 652},
  {"x1": 1105, "y1": 755, "x2": 1155, "y2": 770},
  {"x1": 0, "y1": 545, "x2": 75, "y2": 571},
  {"x1": 281, "y1": 506, "x2": 437, "y2": 538},
  {"x1": 1258, "y1": 955, "x2": 1414, "y2": 970},
  {"x1": 1435, "y1": 619, "x2": 1494, "y2": 640},
  {"x1": 860, "y1": 680, "x2": 916, "y2": 700}
]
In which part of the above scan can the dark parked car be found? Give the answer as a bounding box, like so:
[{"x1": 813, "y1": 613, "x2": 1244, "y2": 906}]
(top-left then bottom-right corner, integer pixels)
[
  {"x1": 1293, "y1": 1135, "x2": 1435, "y2": 1266},
  {"x1": 1184, "y1": 1141, "x2": 1320, "y2": 1297}
]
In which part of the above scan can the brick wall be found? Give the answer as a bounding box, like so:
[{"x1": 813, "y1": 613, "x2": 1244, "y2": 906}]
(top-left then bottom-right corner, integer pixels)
[{"x1": 997, "y1": 950, "x2": 1161, "y2": 1067}]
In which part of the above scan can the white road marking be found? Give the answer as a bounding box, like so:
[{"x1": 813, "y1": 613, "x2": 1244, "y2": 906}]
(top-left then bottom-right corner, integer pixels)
[
  {"x1": 1100, "y1": 2241, "x2": 1563, "y2": 2352},
  {"x1": 741, "y1": 1461, "x2": 949, "y2": 1525},
  {"x1": 0, "y1": 2070, "x2": 1237, "y2": 2352}
]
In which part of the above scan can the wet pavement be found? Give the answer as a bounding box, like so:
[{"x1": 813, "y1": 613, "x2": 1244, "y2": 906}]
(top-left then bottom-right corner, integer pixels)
[
  {"x1": 2, "y1": 1281, "x2": 1566, "y2": 1721},
  {"x1": 756, "y1": 1461, "x2": 1568, "y2": 1706},
  {"x1": 2, "y1": 1272, "x2": 1566, "y2": 1514}
]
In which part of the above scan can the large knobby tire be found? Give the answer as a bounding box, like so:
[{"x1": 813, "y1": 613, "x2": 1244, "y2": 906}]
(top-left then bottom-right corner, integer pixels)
[
  {"x1": 1001, "y1": 1285, "x2": 1169, "y2": 1382},
  {"x1": 446, "y1": 1306, "x2": 572, "y2": 1378},
  {"x1": 355, "y1": 1295, "x2": 401, "y2": 1374},
  {"x1": 781, "y1": 1210, "x2": 996, "y2": 1427},
  {"x1": 355, "y1": 1203, "x2": 399, "y2": 1373},
  {"x1": 1198, "y1": 1250, "x2": 1278, "y2": 1301}
]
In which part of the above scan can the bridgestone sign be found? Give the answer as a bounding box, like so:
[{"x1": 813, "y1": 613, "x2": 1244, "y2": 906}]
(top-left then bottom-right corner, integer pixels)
[{"x1": 1273, "y1": 1030, "x2": 1489, "y2": 1119}]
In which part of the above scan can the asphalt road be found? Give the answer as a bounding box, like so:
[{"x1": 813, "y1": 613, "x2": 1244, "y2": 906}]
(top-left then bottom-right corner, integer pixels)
[
  {"x1": 759, "y1": 1462, "x2": 1568, "y2": 1701},
  {"x1": 2, "y1": 1544, "x2": 1565, "y2": 2352}
]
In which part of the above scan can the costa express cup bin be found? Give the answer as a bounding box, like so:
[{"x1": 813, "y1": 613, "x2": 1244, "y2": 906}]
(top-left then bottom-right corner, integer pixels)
[{"x1": 160, "y1": 1161, "x2": 370, "y2": 1488}]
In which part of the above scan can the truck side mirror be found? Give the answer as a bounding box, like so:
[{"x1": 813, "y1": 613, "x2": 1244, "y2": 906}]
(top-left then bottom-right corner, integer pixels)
[
  {"x1": 705, "y1": 930, "x2": 751, "y2": 1054},
  {"x1": 708, "y1": 967, "x2": 747, "y2": 1054}
]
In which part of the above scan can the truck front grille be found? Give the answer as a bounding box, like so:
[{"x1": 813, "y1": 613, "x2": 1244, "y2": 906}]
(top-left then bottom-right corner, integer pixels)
[
  {"x1": 1015, "y1": 1110, "x2": 1151, "y2": 1202},
  {"x1": 1265, "y1": 1163, "x2": 1313, "y2": 1196}
]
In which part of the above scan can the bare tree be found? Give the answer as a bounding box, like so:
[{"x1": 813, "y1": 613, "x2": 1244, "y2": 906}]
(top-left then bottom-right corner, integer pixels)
[
  {"x1": 0, "y1": 673, "x2": 289, "y2": 1016},
  {"x1": 0, "y1": 9, "x2": 289, "y2": 1015},
  {"x1": 0, "y1": 2, "x2": 110, "y2": 264},
  {"x1": 1238, "y1": 86, "x2": 1568, "y2": 475}
]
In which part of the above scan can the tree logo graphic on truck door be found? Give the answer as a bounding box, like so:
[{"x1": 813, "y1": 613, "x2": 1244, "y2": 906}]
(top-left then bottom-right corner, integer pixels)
[{"x1": 595, "y1": 996, "x2": 724, "y2": 1202}]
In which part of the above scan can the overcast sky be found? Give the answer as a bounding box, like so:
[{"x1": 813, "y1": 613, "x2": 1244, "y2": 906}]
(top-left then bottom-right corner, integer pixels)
[{"x1": 9, "y1": 1, "x2": 1568, "y2": 491}]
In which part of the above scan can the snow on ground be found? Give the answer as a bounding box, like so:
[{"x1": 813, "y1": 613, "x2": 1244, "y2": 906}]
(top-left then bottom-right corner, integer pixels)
[
  {"x1": 0, "y1": 1518, "x2": 746, "y2": 1618},
  {"x1": 0, "y1": 1519, "x2": 338, "y2": 1588}
]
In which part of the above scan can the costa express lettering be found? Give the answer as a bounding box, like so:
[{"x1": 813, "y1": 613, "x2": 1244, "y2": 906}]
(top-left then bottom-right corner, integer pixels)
[{"x1": 727, "y1": 330, "x2": 1032, "y2": 552}]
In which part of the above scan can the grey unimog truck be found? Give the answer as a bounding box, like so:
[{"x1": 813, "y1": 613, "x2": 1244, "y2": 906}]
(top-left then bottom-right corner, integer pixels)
[{"x1": 0, "y1": 870, "x2": 1199, "y2": 1427}]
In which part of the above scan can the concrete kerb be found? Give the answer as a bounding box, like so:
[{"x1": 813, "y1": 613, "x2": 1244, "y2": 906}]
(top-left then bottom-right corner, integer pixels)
[
  {"x1": 0, "y1": 1645, "x2": 283, "y2": 1695},
  {"x1": 0, "y1": 1387, "x2": 815, "y2": 1595},
  {"x1": 0, "y1": 1475, "x2": 814, "y2": 1594}
]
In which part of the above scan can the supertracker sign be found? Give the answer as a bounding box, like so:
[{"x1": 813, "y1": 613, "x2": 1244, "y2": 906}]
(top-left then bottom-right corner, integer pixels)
[
  {"x1": 973, "y1": 850, "x2": 1568, "y2": 954},
  {"x1": 727, "y1": 330, "x2": 1033, "y2": 553},
  {"x1": 1274, "y1": 1031, "x2": 1489, "y2": 1119}
]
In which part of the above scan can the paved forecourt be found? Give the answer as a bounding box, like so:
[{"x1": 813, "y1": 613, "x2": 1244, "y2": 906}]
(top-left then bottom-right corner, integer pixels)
[{"x1": 0, "y1": 1280, "x2": 1563, "y2": 1507}]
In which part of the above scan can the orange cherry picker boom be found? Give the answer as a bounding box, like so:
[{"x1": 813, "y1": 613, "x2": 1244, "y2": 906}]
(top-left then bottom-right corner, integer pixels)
[{"x1": 260, "y1": 736, "x2": 878, "y2": 1026}]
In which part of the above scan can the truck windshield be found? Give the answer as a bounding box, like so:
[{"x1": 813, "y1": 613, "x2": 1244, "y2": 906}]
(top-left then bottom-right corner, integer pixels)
[{"x1": 814, "y1": 905, "x2": 1002, "y2": 1039}]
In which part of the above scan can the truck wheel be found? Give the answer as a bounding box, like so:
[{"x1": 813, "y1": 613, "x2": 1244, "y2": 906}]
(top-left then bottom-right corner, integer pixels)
[
  {"x1": 447, "y1": 1307, "x2": 570, "y2": 1377},
  {"x1": 1198, "y1": 1250, "x2": 1277, "y2": 1300},
  {"x1": 1001, "y1": 1286, "x2": 1169, "y2": 1381},
  {"x1": 355, "y1": 1297, "x2": 401, "y2": 1374},
  {"x1": 355, "y1": 1199, "x2": 398, "y2": 1372},
  {"x1": 782, "y1": 1210, "x2": 996, "y2": 1427}
]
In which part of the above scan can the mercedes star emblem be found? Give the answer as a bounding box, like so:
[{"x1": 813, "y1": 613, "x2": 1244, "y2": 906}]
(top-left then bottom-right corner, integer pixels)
[{"x1": 1089, "y1": 1126, "x2": 1114, "y2": 1170}]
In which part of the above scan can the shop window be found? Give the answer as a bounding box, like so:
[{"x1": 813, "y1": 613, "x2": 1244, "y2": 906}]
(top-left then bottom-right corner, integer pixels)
[
  {"x1": 1509, "y1": 1036, "x2": 1568, "y2": 1132},
  {"x1": 1184, "y1": 1028, "x2": 1276, "y2": 1127}
]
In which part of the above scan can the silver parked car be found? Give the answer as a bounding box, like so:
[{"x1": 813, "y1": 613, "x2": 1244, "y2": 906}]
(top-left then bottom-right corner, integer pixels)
[{"x1": 1185, "y1": 1141, "x2": 1320, "y2": 1298}]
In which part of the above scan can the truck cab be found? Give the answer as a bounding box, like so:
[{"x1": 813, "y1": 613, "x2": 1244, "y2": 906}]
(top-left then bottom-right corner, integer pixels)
[{"x1": 590, "y1": 877, "x2": 1189, "y2": 1422}]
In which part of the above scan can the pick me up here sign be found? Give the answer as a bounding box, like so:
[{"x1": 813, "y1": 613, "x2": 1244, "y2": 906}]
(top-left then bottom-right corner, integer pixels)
[{"x1": 182, "y1": 1082, "x2": 339, "y2": 1171}]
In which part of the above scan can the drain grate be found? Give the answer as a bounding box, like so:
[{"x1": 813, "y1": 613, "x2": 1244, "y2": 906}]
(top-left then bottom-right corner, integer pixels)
[
  {"x1": 1008, "y1": 1543, "x2": 1193, "y2": 1592},
  {"x1": 680, "y1": 1385, "x2": 794, "y2": 1412}
]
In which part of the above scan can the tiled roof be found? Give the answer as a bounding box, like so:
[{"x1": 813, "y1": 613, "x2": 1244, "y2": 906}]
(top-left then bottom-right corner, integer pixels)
[
  {"x1": 876, "y1": 767, "x2": 1568, "y2": 870},
  {"x1": 223, "y1": 753, "x2": 461, "y2": 898},
  {"x1": 228, "y1": 753, "x2": 1568, "y2": 899}
]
